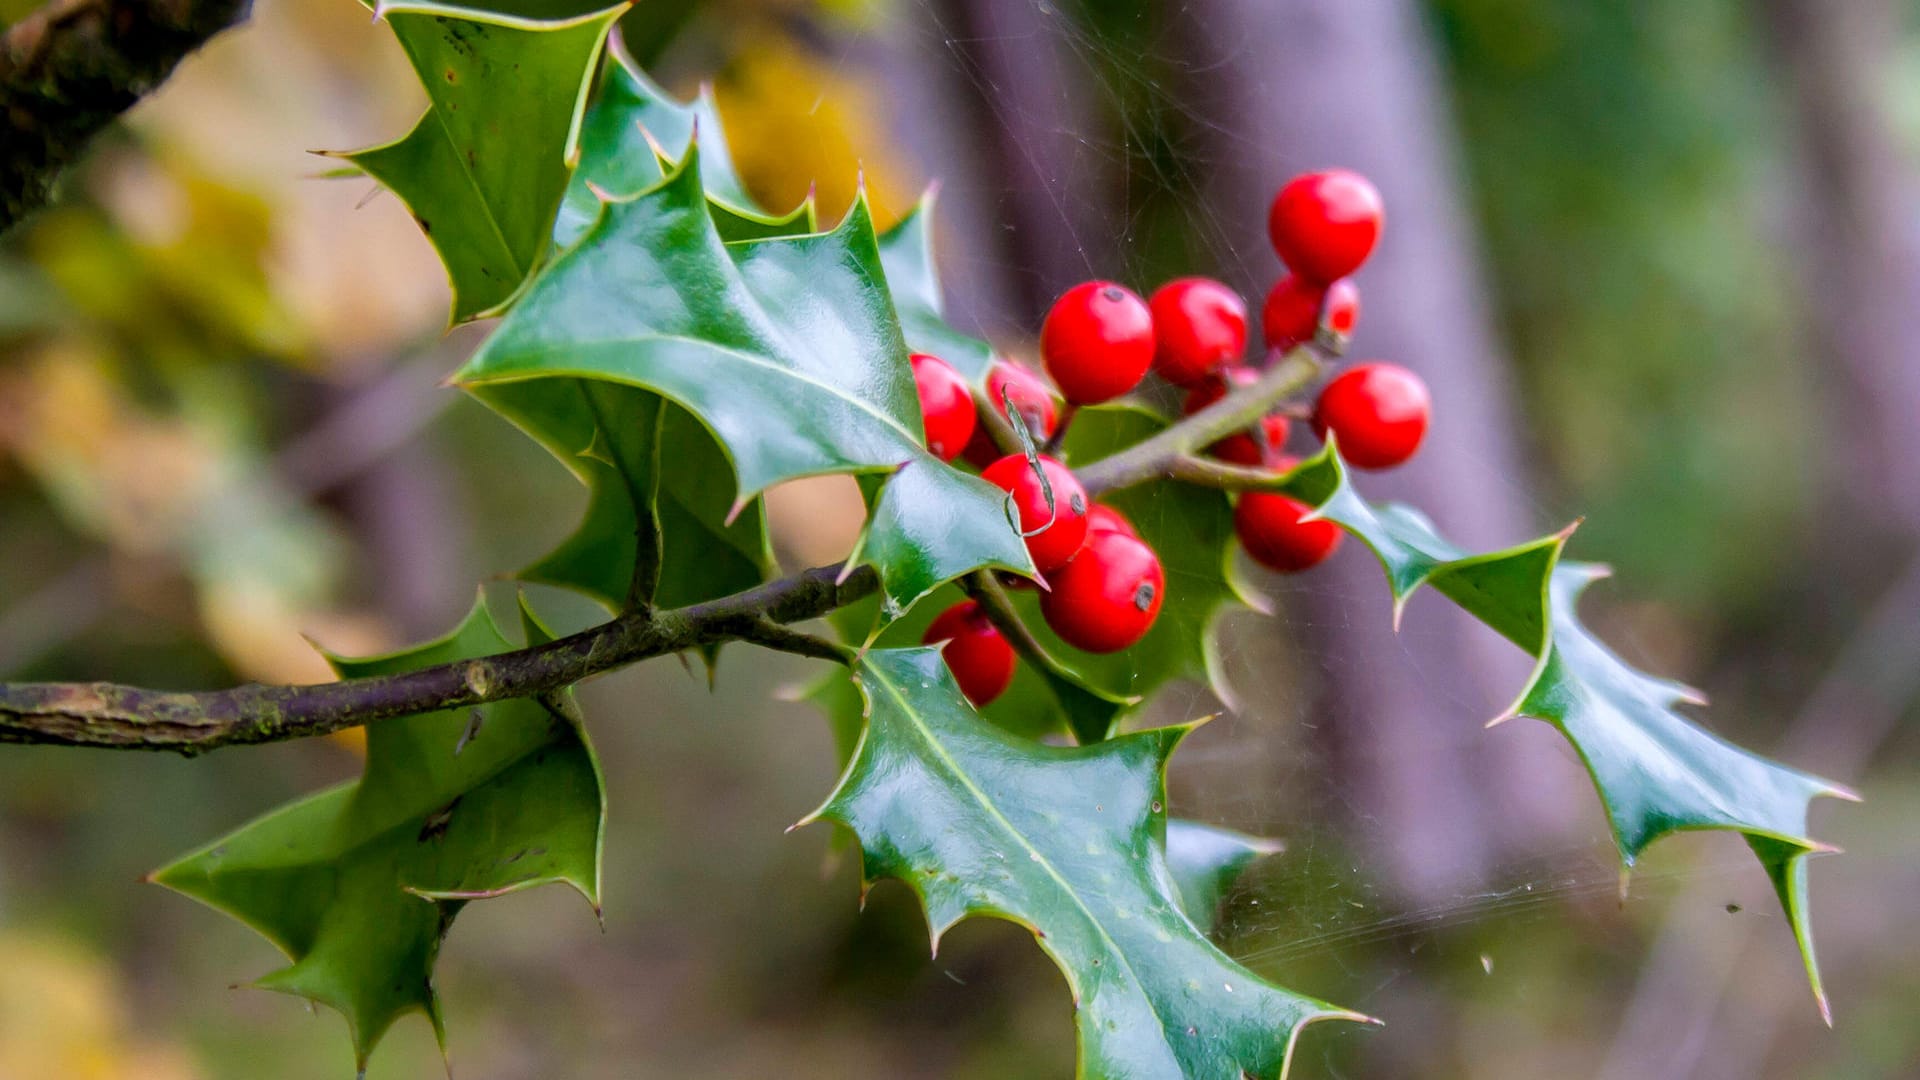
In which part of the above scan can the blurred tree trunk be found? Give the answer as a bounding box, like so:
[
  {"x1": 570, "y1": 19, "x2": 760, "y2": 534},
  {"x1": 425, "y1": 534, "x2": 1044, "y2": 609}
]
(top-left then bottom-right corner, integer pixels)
[
  {"x1": 921, "y1": 0, "x2": 1118, "y2": 331},
  {"x1": 1761, "y1": 0, "x2": 1920, "y2": 540},
  {"x1": 1175, "y1": 0, "x2": 1586, "y2": 904}
]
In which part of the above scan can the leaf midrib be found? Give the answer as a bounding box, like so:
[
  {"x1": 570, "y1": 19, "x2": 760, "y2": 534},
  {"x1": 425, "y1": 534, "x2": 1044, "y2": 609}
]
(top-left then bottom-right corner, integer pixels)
[
  {"x1": 410, "y1": 29, "x2": 533, "y2": 281},
  {"x1": 867, "y1": 665, "x2": 1178, "y2": 1054}
]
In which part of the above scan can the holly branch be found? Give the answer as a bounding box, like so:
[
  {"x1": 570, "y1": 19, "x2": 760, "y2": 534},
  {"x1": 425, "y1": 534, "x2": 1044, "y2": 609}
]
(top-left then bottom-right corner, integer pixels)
[{"x1": 0, "y1": 359, "x2": 1320, "y2": 753}]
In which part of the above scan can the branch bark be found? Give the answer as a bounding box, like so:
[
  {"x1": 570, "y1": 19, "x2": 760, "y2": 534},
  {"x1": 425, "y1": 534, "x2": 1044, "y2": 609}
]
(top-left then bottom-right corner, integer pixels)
[
  {"x1": 1, "y1": 0, "x2": 251, "y2": 232},
  {"x1": 0, "y1": 565, "x2": 878, "y2": 753},
  {"x1": 0, "y1": 366, "x2": 1315, "y2": 755}
]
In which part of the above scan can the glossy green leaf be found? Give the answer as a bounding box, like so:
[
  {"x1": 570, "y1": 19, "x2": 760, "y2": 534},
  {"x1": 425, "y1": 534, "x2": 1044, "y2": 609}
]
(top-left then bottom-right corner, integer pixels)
[
  {"x1": 151, "y1": 598, "x2": 606, "y2": 1069},
  {"x1": 471, "y1": 377, "x2": 773, "y2": 610},
  {"x1": 555, "y1": 35, "x2": 776, "y2": 247},
  {"x1": 875, "y1": 192, "x2": 996, "y2": 382},
  {"x1": 344, "y1": 1, "x2": 623, "y2": 322},
  {"x1": 1165, "y1": 820, "x2": 1283, "y2": 936},
  {"x1": 467, "y1": 43, "x2": 826, "y2": 615},
  {"x1": 809, "y1": 647, "x2": 1369, "y2": 1078},
  {"x1": 457, "y1": 148, "x2": 1033, "y2": 618},
  {"x1": 1277, "y1": 442, "x2": 1854, "y2": 1015}
]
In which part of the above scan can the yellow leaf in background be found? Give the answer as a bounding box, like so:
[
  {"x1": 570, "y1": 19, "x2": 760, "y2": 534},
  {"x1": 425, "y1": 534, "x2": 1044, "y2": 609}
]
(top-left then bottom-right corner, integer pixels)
[
  {"x1": 714, "y1": 36, "x2": 917, "y2": 227},
  {"x1": 0, "y1": 931, "x2": 203, "y2": 1080},
  {"x1": 124, "y1": 0, "x2": 449, "y2": 365},
  {"x1": 3, "y1": 346, "x2": 216, "y2": 555}
]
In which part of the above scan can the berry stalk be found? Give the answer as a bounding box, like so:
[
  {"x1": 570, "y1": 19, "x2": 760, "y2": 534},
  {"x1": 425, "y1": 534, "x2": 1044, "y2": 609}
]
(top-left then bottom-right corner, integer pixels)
[{"x1": 1077, "y1": 347, "x2": 1325, "y2": 496}]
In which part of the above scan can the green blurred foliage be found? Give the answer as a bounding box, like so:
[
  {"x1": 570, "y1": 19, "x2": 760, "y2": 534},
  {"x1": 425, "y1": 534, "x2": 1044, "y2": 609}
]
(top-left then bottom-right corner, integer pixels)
[{"x1": 1432, "y1": 1, "x2": 1815, "y2": 614}]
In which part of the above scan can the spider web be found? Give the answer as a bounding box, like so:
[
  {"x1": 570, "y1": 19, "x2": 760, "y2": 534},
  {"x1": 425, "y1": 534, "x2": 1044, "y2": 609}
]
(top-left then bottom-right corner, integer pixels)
[{"x1": 756, "y1": 4, "x2": 1826, "y2": 1076}]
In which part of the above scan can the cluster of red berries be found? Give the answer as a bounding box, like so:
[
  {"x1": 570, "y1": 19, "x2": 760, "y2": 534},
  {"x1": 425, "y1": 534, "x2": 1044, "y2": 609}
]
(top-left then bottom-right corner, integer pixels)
[{"x1": 909, "y1": 168, "x2": 1431, "y2": 706}]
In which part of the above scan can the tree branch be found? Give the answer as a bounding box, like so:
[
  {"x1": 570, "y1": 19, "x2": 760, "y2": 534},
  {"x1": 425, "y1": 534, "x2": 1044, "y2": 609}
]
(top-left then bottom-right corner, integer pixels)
[
  {"x1": 1076, "y1": 348, "x2": 1324, "y2": 495},
  {"x1": 0, "y1": 353, "x2": 1323, "y2": 754},
  {"x1": 0, "y1": 564, "x2": 879, "y2": 753},
  {"x1": 1, "y1": 0, "x2": 252, "y2": 232}
]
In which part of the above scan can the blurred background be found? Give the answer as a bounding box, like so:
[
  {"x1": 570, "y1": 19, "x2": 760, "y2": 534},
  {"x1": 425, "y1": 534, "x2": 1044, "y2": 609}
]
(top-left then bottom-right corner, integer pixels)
[{"x1": 2, "y1": 0, "x2": 1917, "y2": 1076}]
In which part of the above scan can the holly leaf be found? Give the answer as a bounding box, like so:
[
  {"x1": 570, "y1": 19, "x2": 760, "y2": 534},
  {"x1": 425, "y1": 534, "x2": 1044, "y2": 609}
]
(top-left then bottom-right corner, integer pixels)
[
  {"x1": 343, "y1": 1, "x2": 624, "y2": 323},
  {"x1": 556, "y1": 35, "x2": 788, "y2": 247},
  {"x1": 470, "y1": 378, "x2": 773, "y2": 610},
  {"x1": 150, "y1": 597, "x2": 606, "y2": 1069},
  {"x1": 456, "y1": 147, "x2": 1033, "y2": 618},
  {"x1": 469, "y1": 45, "x2": 822, "y2": 613},
  {"x1": 1277, "y1": 443, "x2": 1854, "y2": 1017},
  {"x1": 876, "y1": 192, "x2": 995, "y2": 381},
  {"x1": 1166, "y1": 820, "x2": 1283, "y2": 936},
  {"x1": 808, "y1": 647, "x2": 1368, "y2": 1077}
]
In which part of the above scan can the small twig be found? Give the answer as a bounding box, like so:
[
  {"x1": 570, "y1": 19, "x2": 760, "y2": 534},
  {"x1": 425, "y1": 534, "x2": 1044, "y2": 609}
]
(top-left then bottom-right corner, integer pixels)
[
  {"x1": 961, "y1": 571, "x2": 1063, "y2": 673},
  {"x1": 1159, "y1": 455, "x2": 1298, "y2": 491},
  {"x1": 1077, "y1": 348, "x2": 1323, "y2": 495},
  {"x1": 731, "y1": 618, "x2": 857, "y2": 666}
]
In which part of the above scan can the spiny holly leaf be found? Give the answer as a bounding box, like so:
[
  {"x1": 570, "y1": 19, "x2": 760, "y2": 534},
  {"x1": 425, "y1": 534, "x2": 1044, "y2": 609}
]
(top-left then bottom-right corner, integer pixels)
[
  {"x1": 343, "y1": 1, "x2": 623, "y2": 323},
  {"x1": 150, "y1": 597, "x2": 605, "y2": 1069},
  {"x1": 1166, "y1": 820, "x2": 1283, "y2": 936},
  {"x1": 803, "y1": 659, "x2": 1276, "y2": 932},
  {"x1": 470, "y1": 45, "x2": 815, "y2": 613},
  {"x1": 456, "y1": 147, "x2": 1033, "y2": 618},
  {"x1": 813, "y1": 575, "x2": 1140, "y2": 746},
  {"x1": 470, "y1": 377, "x2": 773, "y2": 610},
  {"x1": 808, "y1": 647, "x2": 1370, "y2": 1078},
  {"x1": 876, "y1": 192, "x2": 996, "y2": 381},
  {"x1": 556, "y1": 34, "x2": 783, "y2": 247},
  {"x1": 1277, "y1": 442, "x2": 1854, "y2": 1016}
]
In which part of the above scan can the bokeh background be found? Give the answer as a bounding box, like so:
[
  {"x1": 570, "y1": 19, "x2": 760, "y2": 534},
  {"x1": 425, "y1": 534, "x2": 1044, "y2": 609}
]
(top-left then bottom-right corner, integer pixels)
[{"x1": 2, "y1": 0, "x2": 1918, "y2": 1077}]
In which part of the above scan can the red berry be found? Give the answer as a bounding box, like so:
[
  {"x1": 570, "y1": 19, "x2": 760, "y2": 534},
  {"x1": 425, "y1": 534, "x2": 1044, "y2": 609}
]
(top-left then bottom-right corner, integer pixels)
[
  {"x1": 910, "y1": 353, "x2": 976, "y2": 462},
  {"x1": 1235, "y1": 492, "x2": 1342, "y2": 572},
  {"x1": 1148, "y1": 277, "x2": 1247, "y2": 386},
  {"x1": 1181, "y1": 368, "x2": 1291, "y2": 466},
  {"x1": 922, "y1": 600, "x2": 1016, "y2": 705},
  {"x1": 1086, "y1": 503, "x2": 1138, "y2": 540},
  {"x1": 1263, "y1": 275, "x2": 1361, "y2": 352},
  {"x1": 1323, "y1": 279, "x2": 1360, "y2": 340},
  {"x1": 1211, "y1": 416, "x2": 1292, "y2": 467},
  {"x1": 962, "y1": 361, "x2": 1059, "y2": 467},
  {"x1": 1312, "y1": 362, "x2": 1430, "y2": 470},
  {"x1": 1040, "y1": 530, "x2": 1165, "y2": 654},
  {"x1": 981, "y1": 454, "x2": 1091, "y2": 573},
  {"x1": 1268, "y1": 170, "x2": 1383, "y2": 284},
  {"x1": 1041, "y1": 280, "x2": 1155, "y2": 405}
]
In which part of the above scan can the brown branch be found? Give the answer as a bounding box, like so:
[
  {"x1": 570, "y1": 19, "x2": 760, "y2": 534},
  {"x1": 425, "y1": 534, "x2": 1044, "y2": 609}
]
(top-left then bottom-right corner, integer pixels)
[
  {"x1": 1076, "y1": 348, "x2": 1324, "y2": 495},
  {"x1": 1, "y1": 0, "x2": 251, "y2": 232},
  {"x1": 0, "y1": 565, "x2": 879, "y2": 753},
  {"x1": 0, "y1": 353, "x2": 1319, "y2": 754}
]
